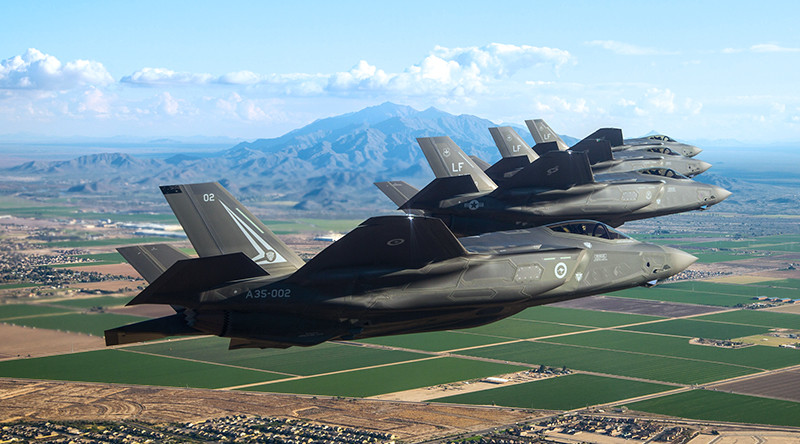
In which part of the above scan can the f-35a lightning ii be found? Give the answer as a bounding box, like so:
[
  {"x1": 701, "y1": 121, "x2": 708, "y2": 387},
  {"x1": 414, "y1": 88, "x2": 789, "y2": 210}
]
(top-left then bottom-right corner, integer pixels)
[
  {"x1": 526, "y1": 119, "x2": 710, "y2": 176},
  {"x1": 376, "y1": 136, "x2": 729, "y2": 236},
  {"x1": 105, "y1": 182, "x2": 695, "y2": 350}
]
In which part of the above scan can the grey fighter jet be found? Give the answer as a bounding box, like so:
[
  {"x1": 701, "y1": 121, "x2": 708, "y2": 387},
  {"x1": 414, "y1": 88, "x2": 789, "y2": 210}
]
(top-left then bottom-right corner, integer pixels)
[
  {"x1": 526, "y1": 120, "x2": 711, "y2": 176},
  {"x1": 376, "y1": 136, "x2": 729, "y2": 236},
  {"x1": 624, "y1": 134, "x2": 702, "y2": 157},
  {"x1": 105, "y1": 182, "x2": 695, "y2": 350}
]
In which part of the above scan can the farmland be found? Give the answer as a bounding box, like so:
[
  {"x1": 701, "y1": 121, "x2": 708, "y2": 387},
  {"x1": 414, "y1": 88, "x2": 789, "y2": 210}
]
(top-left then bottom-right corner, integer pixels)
[{"x1": 2, "y1": 212, "x2": 800, "y2": 431}]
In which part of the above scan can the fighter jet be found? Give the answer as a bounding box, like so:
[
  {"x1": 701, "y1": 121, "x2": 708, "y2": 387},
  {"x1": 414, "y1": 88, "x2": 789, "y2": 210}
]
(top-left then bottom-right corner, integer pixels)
[
  {"x1": 105, "y1": 182, "x2": 695, "y2": 349},
  {"x1": 526, "y1": 120, "x2": 711, "y2": 176},
  {"x1": 624, "y1": 134, "x2": 702, "y2": 157},
  {"x1": 376, "y1": 136, "x2": 729, "y2": 236}
]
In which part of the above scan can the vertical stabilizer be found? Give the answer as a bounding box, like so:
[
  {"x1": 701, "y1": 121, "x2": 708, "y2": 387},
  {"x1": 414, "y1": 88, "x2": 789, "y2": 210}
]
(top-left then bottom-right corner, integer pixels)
[
  {"x1": 489, "y1": 127, "x2": 538, "y2": 162},
  {"x1": 417, "y1": 137, "x2": 497, "y2": 192},
  {"x1": 160, "y1": 182, "x2": 305, "y2": 275},
  {"x1": 525, "y1": 119, "x2": 570, "y2": 151}
]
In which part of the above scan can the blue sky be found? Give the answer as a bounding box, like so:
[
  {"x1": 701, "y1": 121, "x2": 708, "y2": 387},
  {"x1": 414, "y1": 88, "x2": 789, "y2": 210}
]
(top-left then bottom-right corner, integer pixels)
[{"x1": 1, "y1": 0, "x2": 798, "y2": 142}]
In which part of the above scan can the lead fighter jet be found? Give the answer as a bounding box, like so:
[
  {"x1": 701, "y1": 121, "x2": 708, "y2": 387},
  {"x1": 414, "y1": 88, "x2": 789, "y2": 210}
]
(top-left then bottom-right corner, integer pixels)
[
  {"x1": 526, "y1": 119, "x2": 711, "y2": 176},
  {"x1": 105, "y1": 182, "x2": 695, "y2": 350}
]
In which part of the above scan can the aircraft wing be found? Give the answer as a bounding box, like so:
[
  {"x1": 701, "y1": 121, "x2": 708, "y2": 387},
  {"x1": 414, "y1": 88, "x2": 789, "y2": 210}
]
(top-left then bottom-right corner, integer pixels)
[{"x1": 290, "y1": 216, "x2": 468, "y2": 280}]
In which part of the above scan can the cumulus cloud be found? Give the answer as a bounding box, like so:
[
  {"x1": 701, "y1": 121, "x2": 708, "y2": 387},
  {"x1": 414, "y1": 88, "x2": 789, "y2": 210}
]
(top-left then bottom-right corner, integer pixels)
[
  {"x1": 120, "y1": 43, "x2": 573, "y2": 98},
  {"x1": 0, "y1": 48, "x2": 113, "y2": 89},
  {"x1": 122, "y1": 67, "x2": 214, "y2": 85},
  {"x1": 586, "y1": 40, "x2": 677, "y2": 56}
]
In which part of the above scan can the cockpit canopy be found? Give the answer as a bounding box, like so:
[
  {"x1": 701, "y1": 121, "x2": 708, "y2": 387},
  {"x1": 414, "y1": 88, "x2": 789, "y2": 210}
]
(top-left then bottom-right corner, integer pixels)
[
  {"x1": 639, "y1": 168, "x2": 687, "y2": 179},
  {"x1": 646, "y1": 135, "x2": 675, "y2": 142},
  {"x1": 645, "y1": 147, "x2": 677, "y2": 155},
  {"x1": 546, "y1": 220, "x2": 629, "y2": 240}
]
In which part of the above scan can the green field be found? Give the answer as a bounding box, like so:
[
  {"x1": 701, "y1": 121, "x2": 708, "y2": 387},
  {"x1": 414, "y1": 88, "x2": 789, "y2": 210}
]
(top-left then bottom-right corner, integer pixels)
[
  {"x1": 685, "y1": 250, "x2": 764, "y2": 263},
  {"x1": 619, "y1": 319, "x2": 770, "y2": 340},
  {"x1": 512, "y1": 306, "x2": 663, "y2": 328},
  {"x1": 0, "y1": 304, "x2": 71, "y2": 320},
  {"x1": 358, "y1": 330, "x2": 511, "y2": 352},
  {"x1": 0, "y1": 349, "x2": 284, "y2": 389},
  {"x1": 459, "y1": 319, "x2": 588, "y2": 340},
  {"x1": 4, "y1": 312, "x2": 145, "y2": 336},
  {"x1": 625, "y1": 390, "x2": 800, "y2": 427},
  {"x1": 128, "y1": 338, "x2": 428, "y2": 376},
  {"x1": 44, "y1": 296, "x2": 132, "y2": 309},
  {"x1": 543, "y1": 330, "x2": 800, "y2": 370},
  {"x1": 0, "y1": 283, "x2": 40, "y2": 290},
  {"x1": 697, "y1": 310, "x2": 800, "y2": 330},
  {"x1": 246, "y1": 357, "x2": 525, "y2": 397},
  {"x1": 611, "y1": 287, "x2": 753, "y2": 307},
  {"x1": 459, "y1": 341, "x2": 755, "y2": 384},
  {"x1": 433, "y1": 374, "x2": 674, "y2": 410}
]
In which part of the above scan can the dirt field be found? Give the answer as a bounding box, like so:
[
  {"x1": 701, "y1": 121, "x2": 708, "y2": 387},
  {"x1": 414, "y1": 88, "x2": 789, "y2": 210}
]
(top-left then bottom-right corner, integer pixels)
[
  {"x1": 0, "y1": 324, "x2": 105, "y2": 359},
  {"x1": 552, "y1": 295, "x2": 726, "y2": 317},
  {"x1": 710, "y1": 367, "x2": 800, "y2": 403},
  {"x1": 768, "y1": 305, "x2": 800, "y2": 315},
  {"x1": 0, "y1": 378, "x2": 543, "y2": 441}
]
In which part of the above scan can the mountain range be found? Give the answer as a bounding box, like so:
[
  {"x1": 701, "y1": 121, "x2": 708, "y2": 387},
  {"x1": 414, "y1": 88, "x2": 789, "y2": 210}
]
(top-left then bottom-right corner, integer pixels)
[{"x1": 3, "y1": 102, "x2": 798, "y2": 217}]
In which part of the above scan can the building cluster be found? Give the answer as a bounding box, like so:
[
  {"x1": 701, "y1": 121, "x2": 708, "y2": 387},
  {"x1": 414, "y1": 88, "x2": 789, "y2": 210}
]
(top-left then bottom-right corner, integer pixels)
[
  {"x1": 666, "y1": 268, "x2": 731, "y2": 281},
  {"x1": 753, "y1": 296, "x2": 800, "y2": 304},
  {"x1": 0, "y1": 415, "x2": 395, "y2": 443},
  {"x1": 459, "y1": 414, "x2": 697, "y2": 443},
  {"x1": 690, "y1": 338, "x2": 749, "y2": 349}
]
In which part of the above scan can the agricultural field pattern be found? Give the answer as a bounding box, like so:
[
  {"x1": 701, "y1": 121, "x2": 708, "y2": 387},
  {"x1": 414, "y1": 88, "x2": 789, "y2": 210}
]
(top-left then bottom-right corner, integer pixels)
[{"x1": 1, "y1": 199, "x2": 800, "y2": 441}]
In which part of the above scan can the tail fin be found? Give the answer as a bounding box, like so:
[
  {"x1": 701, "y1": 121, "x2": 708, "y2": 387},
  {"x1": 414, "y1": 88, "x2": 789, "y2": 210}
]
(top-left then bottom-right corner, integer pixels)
[
  {"x1": 417, "y1": 137, "x2": 497, "y2": 192},
  {"x1": 582, "y1": 128, "x2": 624, "y2": 147},
  {"x1": 374, "y1": 180, "x2": 420, "y2": 207},
  {"x1": 117, "y1": 243, "x2": 189, "y2": 284},
  {"x1": 525, "y1": 119, "x2": 570, "y2": 151},
  {"x1": 489, "y1": 127, "x2": 538, "y2": 162},
  {"x1": 569, "y1": 138, "x2": 614, "y2": 165},
  {"x1": 160, "y1": 182, "x2": 305, "y2": 275},
  {"x1": 501, "y1": 150, "x2": 595, "y2": 190}
]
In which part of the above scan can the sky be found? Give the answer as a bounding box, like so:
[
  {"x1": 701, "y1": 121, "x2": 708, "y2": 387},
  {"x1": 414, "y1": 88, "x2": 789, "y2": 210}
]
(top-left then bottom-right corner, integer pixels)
[{"x1": 1, "y1": 0, "x2": 799, "y2": 143}]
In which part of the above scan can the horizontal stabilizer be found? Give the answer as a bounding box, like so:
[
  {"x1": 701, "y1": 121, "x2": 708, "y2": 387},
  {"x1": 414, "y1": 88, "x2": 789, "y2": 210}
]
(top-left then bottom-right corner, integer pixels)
[
  {"x1": 484, "y1": 156, "x2": 532, "y2": 183},
  {"x1": 400, "y1": 175, "x2": 479, "y2": 211},
  {"x1": 104, "y1": 313, "x2": 201, "y2": 346},
  {"x1": 374, "y1": 181, "x2": 420, "y2": 208},
  {"x1": 501, "y1": 150, "x2": 594, "y2": 190},
  {"x1": 489, "y1": 126, "x2": 538, "y2": 162},
  {"x1": 532, "y1": 141, "x2": 562, "y2": 156},
  {"x1": 570, "y1": 138, "x2": 614, "y2": 165},
  {"x1": 127, "y1": 253, "x2": 268, "y2": 307},
  {"x1": 291, "y1": 215, "x2": 468, "y2": 279},
  {"x1": 117, "y1": 243, "x2": 189, "y2": 284},
  {"x1": 583, "y1": 128, "x2": 624, "y2": 147},
  {"x1": 525, "y1": 119, "x2": 570, "y2": 151}
]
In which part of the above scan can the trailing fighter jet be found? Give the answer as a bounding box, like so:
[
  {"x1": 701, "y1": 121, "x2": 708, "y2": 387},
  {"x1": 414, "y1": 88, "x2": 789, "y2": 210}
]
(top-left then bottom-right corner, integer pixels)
[
  {"x1": 105, "y1": 182, "x2": 695, "y2": 349},
  {"x1": 376, "y1": 136, "x2": 729, "y2": 236},
  {"x1": 624, "y1": 134, "x2": 702, "y2": 157},
  {"x1": 526, "y1": 120, "x2": 711, "y2": 176}
]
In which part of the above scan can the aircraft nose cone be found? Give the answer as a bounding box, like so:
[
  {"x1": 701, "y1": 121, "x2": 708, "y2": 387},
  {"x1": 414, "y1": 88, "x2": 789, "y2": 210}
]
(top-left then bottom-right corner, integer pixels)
[
  {"x1": 713, "y1": 186, "x2": 732, "y2": 203},
  {"x1": 664, "y1": 247, "x2": 698, "y2": 274},
  {"x1": 686, "y1": 145, "x2": 703, "y2": 157},
  {"x1": 696, "y1": 160, "x2": 712, "y2": 174}
]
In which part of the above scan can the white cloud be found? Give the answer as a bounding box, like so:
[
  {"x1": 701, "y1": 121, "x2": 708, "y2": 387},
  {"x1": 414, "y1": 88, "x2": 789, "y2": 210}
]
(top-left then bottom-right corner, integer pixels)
[
  {"x1": 119, "y1": 43, "x2": 573, "y2": 98},
  {"x1": 722, "y1": 43, "x2": 800, "y2": 54},
  {"x1": 0, "y1": 48, "x2": 113, "y2": 90},
  {"x1": 751, "y1": 43, "x2": 800, "y2": 53},
  {"x1": 159, "y1": 92, "x2": 180, "y2": 115},
  {"x1": 77, "y1": 87, "x2": 110, "y2": 114},
  {"x1": 586, "y1": 40, "x2": 677, "y2": 56},
  {"x1": 122, "y1": 67, "x2": 214, "y2": 85},
  {"x1": 645, "y1": 88, "x2": 676, "y2": 113}
]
